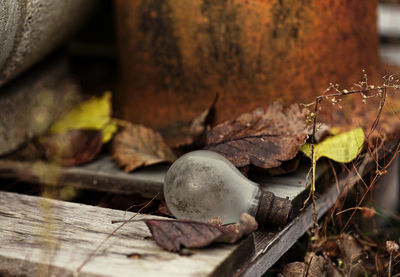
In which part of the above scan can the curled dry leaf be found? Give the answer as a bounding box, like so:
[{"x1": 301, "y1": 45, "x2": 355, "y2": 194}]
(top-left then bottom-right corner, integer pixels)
[
  {"x1": 205, "y1": 102, "x2": 311, "y2": 169},
  {"x1": 282, "y1": 253, "x2": 326, "y2": 277},
  {"x1": 171, "y1": 94, "x2": 218, "y2": 148},
  {"x1": 112, "y1": 123, "x2": 177, "y2": 172},
  {"x1": 144, "y1": 213, "x2": 258, "y2": 252},
  {"x1": 40, "y1": 129, "x2": 103, "y2": 166}
]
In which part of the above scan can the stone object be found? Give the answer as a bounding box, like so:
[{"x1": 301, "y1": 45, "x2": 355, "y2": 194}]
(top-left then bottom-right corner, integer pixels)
[
  {"x1": 0, "y1": 0, "x2": 96, "y2": 86},
  {"x1": 0, "y1": 55, "x2": 80, "y2": 155}
]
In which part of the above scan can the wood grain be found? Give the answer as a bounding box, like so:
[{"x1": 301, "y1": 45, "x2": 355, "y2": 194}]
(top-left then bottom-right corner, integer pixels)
[
  {"x1": 0, "y1": 157, "x2": 331, "y2": 277},
  {"x1": 0, "y1": 156, "x2": 166, "y2": 198},
  {"x1": 0, "y1": 191, "x2": 252, "y2": 277}
]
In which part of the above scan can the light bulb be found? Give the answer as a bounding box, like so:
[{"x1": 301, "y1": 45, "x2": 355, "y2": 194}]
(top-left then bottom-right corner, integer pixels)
[{"x1": 164, "y1": 150, "x2": 292, "y2": 227}]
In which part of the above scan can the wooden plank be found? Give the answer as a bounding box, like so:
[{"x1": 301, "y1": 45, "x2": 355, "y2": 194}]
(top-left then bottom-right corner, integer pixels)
[
  {"x1": 0, "y1": 156, "x2": 315, "y2": 203},
  {"x1": 0, "y1": 157, "x2": 166, "y2": 198},
  {"x1": 0, "y1": 157, "x2": 331, "y2": 277},
  {"x1": 0, "y1": 157, "x2": 328, "y2": 277},
  {"x1": 0, "y1": 56, "x2": 80, "y2": 155},
  {"x1": 0, "y1": 191, "x2": 254, "y2": 277}
]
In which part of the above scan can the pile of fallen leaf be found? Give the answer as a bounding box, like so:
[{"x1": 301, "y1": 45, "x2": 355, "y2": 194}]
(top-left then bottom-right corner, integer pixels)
[
  {"x1": 276, "y1": 231, "x2": 400, "y2": 276},
  {"x1": 7, "y1": 92, "x2": 320, "y2": 252},
  {"x1": 7, "y1": 89, "x2": 400, "y2": 262},
  {"x1": 11, "y1": 90, "x2": 378, "y2": 178},
  {"x1": 13, "y1": 92, "x2": 317, "y2": 175}
]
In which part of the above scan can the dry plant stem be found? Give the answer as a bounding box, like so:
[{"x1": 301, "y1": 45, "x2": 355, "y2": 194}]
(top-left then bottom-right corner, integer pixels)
[
  {"x1": 328, "y1": 159, "x2": 339, "y2": 193},
  {"x1": 303, "y1": 255, "x2": 313, "y2": 277},
  {"x1": 342, "y1": 142, "x2": 400, "y2": 231},
  {"x1": 309, "y1": 97, "x2": 321, "y2": 229},
  {"x1": 124, "y1": 201, "x2": 150, "y2": 214},
  {"x1": 389, "y1": 251, "x2": 393, "y2": 277},
  {"x1": 74, "y1": 193, "x2": 160, "y2": 275},
  {"x1": 367, "y1": 87, "x2": 387, "y2": 139},
  {"x1": 311, "y1": 150, "x2": 317, "y2": 228},
  {"x1": 307, "y1": 77, "x2": 396, "y2": 229},
  {"x1": 352, "y1": 163, "x2": 369, "y2": 189}
]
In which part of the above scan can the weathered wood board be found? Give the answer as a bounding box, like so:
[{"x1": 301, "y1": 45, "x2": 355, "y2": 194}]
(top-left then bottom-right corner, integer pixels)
[
  {"x1": 0, "y1": 191, "x2": 252, "y2": 277},
  {"x1": 0, "y1": 157, "x2": 329, "y2": 277},
  {"x1": 0, "y1": 156, "x2": 312, "y2": 203},
  {"x1": 0, "y1": 157, "x2": 166, "y2": 198}
]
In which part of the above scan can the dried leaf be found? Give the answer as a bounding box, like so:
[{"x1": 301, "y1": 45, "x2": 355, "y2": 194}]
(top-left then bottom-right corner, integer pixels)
[
  {"x1": 6, "y1": 140, "x2": 45, "y2": 161},
  {"x1": 40, "y1": 129, "x2": 103, "y2": 166},
  {"x1": 216, "y1": 213, "x2": 258, "y2": 243},
  {"x1": 172, "y1": 94, "x2": 218, "y2": 148},
  {"x1": 300, "y1": 128, "x2": 364, "y2": 163},
  {"x1": 267, "y1": 158, "x2": 300, "y2": 175},
  {"x1": 144, "y1": 213, "x2": 257, "y2": 252},
  {"x1": 336, "y1": 234, "x2": 363, "y2": 276},
  {"x1": 205, "y1": 102, "x2": 311, "y2": 168},
  {"x1": 282, "y1": 253, "x2": 326, "y2": 277},
  {"x1": 49, "y1": 91, "x2": 117, "y2": 143},
  {"x1": 112, "y1": 123, "x2": 177, "y2": 172}
]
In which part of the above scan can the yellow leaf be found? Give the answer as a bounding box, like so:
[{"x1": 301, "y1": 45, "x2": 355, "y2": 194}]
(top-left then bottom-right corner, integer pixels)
[
  {"x1": 49, "y1": 92, "x2": 117, "y2": 143},
  {"x1": 300, "y1": 128, "x2": 364, "y2": 163},
  {"x1": 102, "y1": 123, "x2": 118, "y2": 143}
]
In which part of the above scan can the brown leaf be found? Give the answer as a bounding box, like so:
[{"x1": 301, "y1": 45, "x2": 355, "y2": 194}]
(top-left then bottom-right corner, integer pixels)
[
  {"x1": 172, "y1": 94, "x2": 218, "y2": 148},
  {"x1": 267, "y1": 158, "x2": 300, "y2": 175},
  {"x1": 40, "y1": 129, "x2": 103, "y2": 166},
  {"x1": 282, "y1": 253, "x2": 326, "y2": 277},
  {"x1": 335, "y1": 234, "x2": 363, "y2": 277},
  {"x1": 112, "y1": 123, "x2": 177, "y2": 172},
  {"x1": 205, "y1": 102, "x2": 311, "y2": 168},
  {"x1": 6, "y1": 140, "x2": 45, "y2": 161},
  {"x1": 216, "y1": 213, "x2": 258, "y2": 243},
  {"x1": 144, "y1": 213, "x2": 257, "y2": 252}
]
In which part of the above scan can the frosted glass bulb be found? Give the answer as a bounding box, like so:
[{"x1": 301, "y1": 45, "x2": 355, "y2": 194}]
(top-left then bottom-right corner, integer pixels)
[{"x1": 164, "y1": 150, "x2": 292, "y2": 226}]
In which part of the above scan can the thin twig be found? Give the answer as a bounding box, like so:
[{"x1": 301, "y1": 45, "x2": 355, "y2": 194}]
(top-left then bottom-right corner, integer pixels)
[
  {"x1": 389, "y1": 251, "x2": 393, "y2": 277},
  {"x1": 74, "y1": 193, "x2": 159, "y2": 276},
  {"x1": 306, "y1": 74, "x2": 400, "y2": 232},
  {"x1": 303, "y1": 255, "x2": 313, "y2": 277},
  {"x1": 352, "y1": 163, "x2": 369, "y2": 190}
]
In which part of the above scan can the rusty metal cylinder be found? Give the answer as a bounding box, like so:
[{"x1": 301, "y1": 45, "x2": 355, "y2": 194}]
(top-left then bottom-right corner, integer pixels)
[{"x1": 115, "y1": 0, "x2": 380, "y2": 145}]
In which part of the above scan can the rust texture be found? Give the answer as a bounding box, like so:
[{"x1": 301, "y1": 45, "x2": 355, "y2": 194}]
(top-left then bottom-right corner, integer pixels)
[
  {"x1": 256, "y1": 190, "x2": 292, "y2": 227},
  {"x1": 114, "y1": 0, "x2": 380, "y2": 145}
]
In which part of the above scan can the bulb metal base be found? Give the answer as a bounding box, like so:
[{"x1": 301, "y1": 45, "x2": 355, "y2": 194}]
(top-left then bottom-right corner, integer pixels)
[{"x1": 256, "y1": 191, "x2": 292, "y2": 227}]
